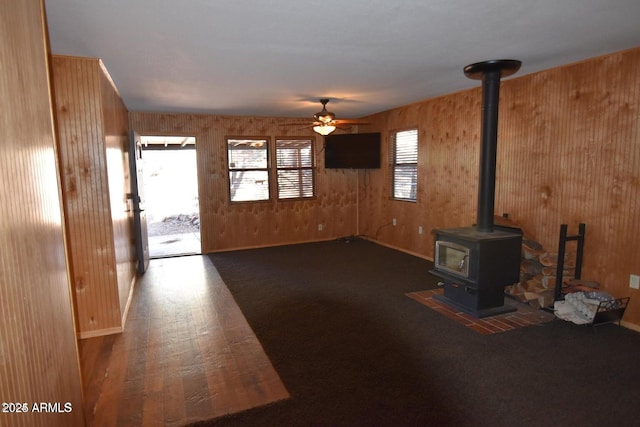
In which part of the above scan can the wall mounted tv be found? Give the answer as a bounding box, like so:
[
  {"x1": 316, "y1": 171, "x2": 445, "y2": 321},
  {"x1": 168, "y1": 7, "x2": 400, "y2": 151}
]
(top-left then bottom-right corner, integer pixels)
[{"x1": 324, "y1": 132, "x2": 381, "y2": 169}]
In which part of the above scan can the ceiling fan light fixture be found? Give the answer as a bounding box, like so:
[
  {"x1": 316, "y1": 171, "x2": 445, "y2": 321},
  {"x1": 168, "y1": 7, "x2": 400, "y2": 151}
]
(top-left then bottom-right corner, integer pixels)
[
  {"x1": 314, "y1": 98, "x2": 336, "y2": 124},
  {"x1": 317, "y1": 114, "x2": 335, "y2": 124},
  {"x1": 313, "y1": 124, "x2": 336, "y2": 136}
]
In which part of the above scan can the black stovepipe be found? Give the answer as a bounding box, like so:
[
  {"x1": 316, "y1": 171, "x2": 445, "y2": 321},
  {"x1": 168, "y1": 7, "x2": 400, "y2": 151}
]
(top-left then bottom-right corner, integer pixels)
[{"x1": 464, "y1": 59, "x2": 521, "y2": 233}]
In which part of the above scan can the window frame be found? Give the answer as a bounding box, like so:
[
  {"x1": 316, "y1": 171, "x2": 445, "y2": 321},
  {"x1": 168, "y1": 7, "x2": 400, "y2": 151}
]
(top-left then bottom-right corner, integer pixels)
[
  {"x1": 275, "y1": 137, "x2": 316, "y2": 201},
  {"x1": 226, "y1": 136, "x2": 271, "y2": 203},
  {"x1": 390, "y1": 128, "x2": 419, "y2": 202}
]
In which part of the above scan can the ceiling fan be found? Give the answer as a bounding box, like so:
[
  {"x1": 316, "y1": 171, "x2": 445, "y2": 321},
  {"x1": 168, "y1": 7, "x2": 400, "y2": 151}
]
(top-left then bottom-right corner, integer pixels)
[{"x1": 283, "y1": 99, "x2": 369, "y2": 136}]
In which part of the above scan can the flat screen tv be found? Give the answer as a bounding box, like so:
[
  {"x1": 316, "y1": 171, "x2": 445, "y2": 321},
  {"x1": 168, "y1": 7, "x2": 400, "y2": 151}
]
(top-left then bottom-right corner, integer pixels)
[{"x1": 324, "y1": 132, "x2": 381, "y2": 169}]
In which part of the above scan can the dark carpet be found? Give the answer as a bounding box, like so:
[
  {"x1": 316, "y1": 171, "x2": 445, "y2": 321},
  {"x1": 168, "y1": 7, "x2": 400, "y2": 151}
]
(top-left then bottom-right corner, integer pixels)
[{"x1": 193, "y1": 238, "x2": 640, "y2": 427}]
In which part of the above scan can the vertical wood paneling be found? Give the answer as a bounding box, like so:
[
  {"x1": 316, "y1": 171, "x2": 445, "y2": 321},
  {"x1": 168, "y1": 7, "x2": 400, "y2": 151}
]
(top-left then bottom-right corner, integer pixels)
[
  {"x1": 99, "y1": 63, "x2": 137, "y2": 319},
  {"x1": 0, "y1": 1, "x2": 85, "y2": 425},
  {"x1": 128, "y1": 113, "x2": 359, "y2": 252},
  {"x1": 497, "y1": 50, "x2": 640, "y2": 327},
  {"x1": 357, "y1": 90, "x2": 483, "y2": 257},
  {"x1": 52, "y1": 55, "x2": 135, "y2": 337},
  {"x1": 360, "y1": 47, "x2": 640, "y2": 327}
]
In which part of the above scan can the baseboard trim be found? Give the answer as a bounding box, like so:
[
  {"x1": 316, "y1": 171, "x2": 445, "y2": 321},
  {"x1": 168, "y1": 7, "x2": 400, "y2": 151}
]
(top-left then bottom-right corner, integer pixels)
[
  {"x1": 79, "y1": 326, "x2": 122, "y2": 339},
  {"x1": 621, "y1": 320, "x2": 640, "y2": 333},
  {"x1": 120, "y1": 273, "x2": 138, "y2": 330},
  {"x1": 205, "y1": 236, "x2": 435, "y2": 263},
  {"x1": 204, "y1": 237, "x2": 338, "y2": 254},
  {"x1": 362, "y1": 237, "x2": 434, "y2": 262}
]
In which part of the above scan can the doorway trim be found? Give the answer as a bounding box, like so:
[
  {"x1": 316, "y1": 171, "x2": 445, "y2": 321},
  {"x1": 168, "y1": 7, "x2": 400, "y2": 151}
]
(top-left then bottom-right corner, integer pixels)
[{"x1": 138, "y1": 133, "x2": 203, "y2": 258}]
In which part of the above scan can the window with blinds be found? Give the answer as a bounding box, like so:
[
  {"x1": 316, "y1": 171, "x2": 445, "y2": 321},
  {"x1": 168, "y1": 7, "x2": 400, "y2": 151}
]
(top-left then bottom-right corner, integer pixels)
[
  {"x1": 276, "y1": 139, "x2": 315, "y2": 199},
  {"x1": 227, "y1": 138, "x2": 270, "y2": 202},
  {"x1": 391, "y1": 129, "x2": 418, "y2": 201}
]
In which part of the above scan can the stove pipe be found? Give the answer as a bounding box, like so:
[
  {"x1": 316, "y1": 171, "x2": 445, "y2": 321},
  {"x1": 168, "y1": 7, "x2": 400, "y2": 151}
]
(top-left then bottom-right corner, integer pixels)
[{"x1": 464, "y1": 60, "x2": 521, "y2": 232}]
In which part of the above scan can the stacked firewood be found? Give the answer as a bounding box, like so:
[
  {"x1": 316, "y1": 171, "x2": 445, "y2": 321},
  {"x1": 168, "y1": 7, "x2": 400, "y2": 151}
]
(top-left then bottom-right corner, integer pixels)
[{"x1": 505, "y1": 239, "x2": 576, "y2": 309}]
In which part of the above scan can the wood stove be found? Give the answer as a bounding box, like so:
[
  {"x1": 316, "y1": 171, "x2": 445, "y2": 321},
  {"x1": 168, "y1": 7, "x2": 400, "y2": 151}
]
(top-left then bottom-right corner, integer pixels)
[
  {"x1": 431, "y1": 225, "x2": 522, "y2": 317},
  {"x1": 430, "y1": 59, "x2": 523, "y2": 318}
]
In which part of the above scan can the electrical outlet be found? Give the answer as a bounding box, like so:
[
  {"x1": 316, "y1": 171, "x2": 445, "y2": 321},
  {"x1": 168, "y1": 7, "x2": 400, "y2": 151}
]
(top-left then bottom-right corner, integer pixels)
[
  {"x1": 418, "y1": 226, "x2": 423, "y2": 234},
  {"x1": 630, "y1": 274, "x2": 640, "y2": 289},
  {"x1": 318, "y1": 224, "x2": 323, "y2": 231},
  {"x1": 392, "y1": 218, "x2": 397, "y2": 226}
]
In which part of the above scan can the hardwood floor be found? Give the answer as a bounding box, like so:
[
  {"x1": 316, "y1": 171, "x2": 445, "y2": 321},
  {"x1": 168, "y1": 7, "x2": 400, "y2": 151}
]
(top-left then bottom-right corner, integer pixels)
[{"x1": 79, "y1": 255, "x2": 289, "y2": 426}]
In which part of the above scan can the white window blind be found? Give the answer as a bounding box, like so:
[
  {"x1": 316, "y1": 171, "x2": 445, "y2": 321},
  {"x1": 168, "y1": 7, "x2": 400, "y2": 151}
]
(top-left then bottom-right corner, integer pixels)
[
  {"x1": 392, "y1": 129, "x2": 418, "y2": 201},
  {"x1": 227, "y1": 138, "x2": 270, "y2": 202},
  {"x1": 276, "y1": 139, "x2": 314, "y2": 199}
]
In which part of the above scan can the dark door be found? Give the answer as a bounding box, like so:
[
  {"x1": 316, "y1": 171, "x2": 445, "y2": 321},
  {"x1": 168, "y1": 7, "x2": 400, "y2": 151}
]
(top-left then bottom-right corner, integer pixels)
[{"x1": 129, "y1": 130, "x2": 150, "y2": 274}]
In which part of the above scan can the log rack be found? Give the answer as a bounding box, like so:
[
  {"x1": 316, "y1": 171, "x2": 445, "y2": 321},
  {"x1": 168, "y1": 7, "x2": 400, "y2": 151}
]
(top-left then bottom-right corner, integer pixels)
[
  {"x1": 553, "y1": 223, "x2": 630, "y2": 327},
  {"x1": 554, "y1": 223, "x2": 586, "y2": 302},
  {"x1": 591, "y1": 297, "x2": 630, "y2": 328}
]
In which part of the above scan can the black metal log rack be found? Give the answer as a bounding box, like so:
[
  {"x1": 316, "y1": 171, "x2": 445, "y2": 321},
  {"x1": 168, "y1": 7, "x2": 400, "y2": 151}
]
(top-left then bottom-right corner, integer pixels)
[
  {"x1": 553, "y1": 223, "x2": 629, "y2": 327},
  {"x1": 554, "y1": 223, "x2": 586, "y2": 302}
]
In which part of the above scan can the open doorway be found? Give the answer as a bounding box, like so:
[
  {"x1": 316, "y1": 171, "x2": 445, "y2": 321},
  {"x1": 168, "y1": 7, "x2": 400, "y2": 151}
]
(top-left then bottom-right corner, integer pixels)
[{"x1": 140, "y1": 135, "x2": 200, "y2": 258}]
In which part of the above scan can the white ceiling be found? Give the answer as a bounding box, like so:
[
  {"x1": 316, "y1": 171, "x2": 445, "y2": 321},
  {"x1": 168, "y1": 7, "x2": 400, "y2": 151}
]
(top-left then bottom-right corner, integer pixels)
[{"x1": 45, "y1": 0, "x2": 640, "y2": 120}]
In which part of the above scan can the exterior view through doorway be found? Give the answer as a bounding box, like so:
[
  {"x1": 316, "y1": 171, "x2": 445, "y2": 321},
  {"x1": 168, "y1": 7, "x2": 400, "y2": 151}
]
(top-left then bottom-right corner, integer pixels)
[{"x1": 140, "y1": 136, "x2": 201, "y2": 258}]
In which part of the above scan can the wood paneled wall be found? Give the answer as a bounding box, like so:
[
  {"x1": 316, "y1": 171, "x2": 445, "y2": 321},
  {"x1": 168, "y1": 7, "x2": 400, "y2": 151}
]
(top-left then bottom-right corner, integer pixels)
[
  {"x1": 99, "y1": 62, "x2": 137, "y2": 321},
  {"x1": 0, "y1": 1, "x2": 85, "y2": 425},
  {"x1": 128, "y1": 113, "x2": 359, "y2": 252},
  {"x1": 358, "y1": 47, "x2": 640, "y2": 328},
  {"x1": 52, "y1": 56, "x2": 136, "y2": 337}
]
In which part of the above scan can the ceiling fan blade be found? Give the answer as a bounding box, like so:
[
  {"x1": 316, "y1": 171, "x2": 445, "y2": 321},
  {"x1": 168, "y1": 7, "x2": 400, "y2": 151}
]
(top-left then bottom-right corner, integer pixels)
[
  {"x1": 279, "y1": 123, "x2": 318, "y2": 129},
  {"x1": 280, "y1": 122, "x2": 320, "y2": 127},
  {"x1": 334, "y1": 119, "x2": 370, "y2": 125}
]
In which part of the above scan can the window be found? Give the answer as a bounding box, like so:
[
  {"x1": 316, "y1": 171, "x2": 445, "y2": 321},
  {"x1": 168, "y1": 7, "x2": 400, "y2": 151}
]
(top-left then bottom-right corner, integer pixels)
[
  {"x1": 227, "y1": 138, "x2": 270, "y2": 202},
  {"x1": 276, "y1": 139, "x2": 315, "y2": 199},
  {"x1": 391, "y1": 128, "x2": 418, "y2": 201}
]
